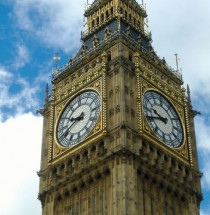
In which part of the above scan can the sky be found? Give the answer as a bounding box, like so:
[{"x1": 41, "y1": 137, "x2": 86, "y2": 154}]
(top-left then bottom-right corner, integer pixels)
[{"x1": 0, "y1": 0, "x2": 209, "y2": 214}]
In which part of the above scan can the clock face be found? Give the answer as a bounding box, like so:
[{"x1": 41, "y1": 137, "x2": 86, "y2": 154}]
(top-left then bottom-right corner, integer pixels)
[
  {"x1": 143, "y1": 91, "x2": 183, "y2": 148},
  {"x1": 56, "y1": 90, "x2": 101, "y2": 147}
]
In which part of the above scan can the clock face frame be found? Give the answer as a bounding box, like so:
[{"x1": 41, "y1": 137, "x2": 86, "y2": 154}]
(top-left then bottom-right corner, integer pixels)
[
  {"x1": 143, "y1": 90, "x2": 183, "y2": 148},
  {"x1": 56, "y1": 90, "x2": 101, "y2": 147}
]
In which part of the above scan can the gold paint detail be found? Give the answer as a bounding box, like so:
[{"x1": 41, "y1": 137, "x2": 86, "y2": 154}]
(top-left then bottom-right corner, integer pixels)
[
  {"x1": 48, "y1": 103, "x2": 55, "y2": 163},
  {"x1": 139, "y1": 78, "x2": 190, "y2": 163},
  {"x1": 135, "y1": 54, "x2": 185, "y2": 105},
  {"x1": 184, "y1": 106, "x2": 193, "y2": 167},
  {"x1": 48, "y1": 76, "x2": 107, "y2": 164}
]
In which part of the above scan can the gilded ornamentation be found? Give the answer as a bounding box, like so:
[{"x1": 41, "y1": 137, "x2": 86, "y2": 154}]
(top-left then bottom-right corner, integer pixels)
[
  {"x1": 138, "y1": 77, "x2": 191, "y2": 164},
  {"x1": 39, "y1": 2, "x2": 201, "y2": 212},
  {"x1": 49, "y1": 75, "x2": 106, "y2": 163}
]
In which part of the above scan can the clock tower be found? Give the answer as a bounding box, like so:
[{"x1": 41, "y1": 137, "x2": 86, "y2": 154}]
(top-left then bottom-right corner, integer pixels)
[{"x1": 38, "y1": 0, "x2": 202, "y2": 214}]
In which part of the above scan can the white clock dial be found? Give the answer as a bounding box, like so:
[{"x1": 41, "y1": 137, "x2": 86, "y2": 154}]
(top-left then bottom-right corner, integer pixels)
[
  {"x1": 56, "y1": 91, "x2": 101, "y2": 147},
  {"x1": 143, "y1": 91, "x2": 183, "y2": 148}
]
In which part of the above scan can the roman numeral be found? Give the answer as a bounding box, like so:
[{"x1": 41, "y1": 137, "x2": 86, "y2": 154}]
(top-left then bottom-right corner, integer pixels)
[
  {"x1": 172, "y1": 133, "x2": 177, "y2": 139},
  {"x1": 169, "y1": 135, "x2": 175, "y2": 147},
  {"x1": 173, "y1": 126, "x2": 181, "y2": 133},
  {"x1": 171, "y1": 118, "x2": 178, "y2": 121},
  {"x1": 58, "y1": 125, "x2": 68, "y2": 132},
  {"x1": 144, "y1": 106, "x2": 152, "y2": 113},
  {"x1": 162, "y1": 133, "x2": 166, "y2": 142},
  {"x1": 92, "y1": 105, "x2": 100, "y2": 111},
  {"x1": 90, "y1": 116, "x2": 97, "y2": 121},
  {"x1": 70, "y1": 135, "x2": 73, "y2": 141},
  {"x1": 154, "y1": 126, "x2": 158, "y2": 133},
  {"x1": 59, "y1": 134, "x2": 66, "y2": 142},
  {"x1": 159, "y1": 95, "x2": 163, "y2": 105}
]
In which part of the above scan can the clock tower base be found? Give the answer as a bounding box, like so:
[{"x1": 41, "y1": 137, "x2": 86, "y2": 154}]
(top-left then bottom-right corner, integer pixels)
[{"x1": 39, "y1": 145, "x2": 201, "y2": 215}]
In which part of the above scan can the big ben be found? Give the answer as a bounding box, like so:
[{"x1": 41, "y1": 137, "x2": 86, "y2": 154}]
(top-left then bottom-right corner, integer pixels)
[{"x1": 38, "y1": 0, "x2": 202, "y2": 214}]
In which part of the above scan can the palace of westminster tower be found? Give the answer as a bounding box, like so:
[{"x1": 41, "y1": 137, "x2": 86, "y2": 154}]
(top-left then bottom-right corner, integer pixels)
[{"x1": 38, "y1": 0, "x2": 202, "y2": 214}]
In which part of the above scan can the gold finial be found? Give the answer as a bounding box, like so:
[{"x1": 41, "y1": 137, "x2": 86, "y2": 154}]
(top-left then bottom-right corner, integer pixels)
[
  {"x1": 86, "y1": 0, "x2": 91, "y2": 10},
  {"x1": 53, "y1": 52, "x2": 61, "y2": 70},
  {"x1": 143, "y1": 2, "x2": 146, "y2": 10},
  {"x1": 145, "y1": 17, "x2": 149, "y2": 34},
  {"x1": 174, "y1": 53, "x2": 180, "y2": 72}
]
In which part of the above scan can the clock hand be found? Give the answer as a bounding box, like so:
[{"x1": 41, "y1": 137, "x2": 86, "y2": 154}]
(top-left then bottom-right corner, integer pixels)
[
  {"x1": 60, "y1": 112, "x2": 85, "y2": 139},
  {"x1": 77, "y1": 112, "x2": 84, "y2": 121},
  {"x1": 70, "y1": 112, "x2": 84, "y2": 122},
  {"x1": 152, "y1": 109, "x2": 168, "y2": 124},
  {"x1": 59, "y1": 120, "x2": 78, "y2": 140},
  {"x1": 60, "y1": 112, "x2": 85, "y2": 138},
  {"x1": 146, "y1": 116, "x2": 167, "y2": 121}
]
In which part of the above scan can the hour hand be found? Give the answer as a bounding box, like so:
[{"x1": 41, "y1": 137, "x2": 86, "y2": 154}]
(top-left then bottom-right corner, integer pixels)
[
  {"x1": 146, "y1": 115, "x2": 166, "y2": 122},
  {"x1": 70, "y1": 112, "x2": 84, "y2": 122},
  {"x1": 147, "y1": 111, "x2": 168, "y2": 124}
]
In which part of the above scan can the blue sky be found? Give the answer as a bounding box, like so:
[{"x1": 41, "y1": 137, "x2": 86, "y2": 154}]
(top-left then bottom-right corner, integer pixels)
[{"x1": 0, "y1": 0, "x2": 209, "y2": 214}]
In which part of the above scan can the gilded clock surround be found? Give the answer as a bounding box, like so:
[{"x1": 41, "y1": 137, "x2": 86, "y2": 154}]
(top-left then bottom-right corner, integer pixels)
[
  {"x1": 50, "y1": 76, "x2": 107, "y2": 163},
  {"x1": 38, "y1": 1, "x2": 202, "y2": 214},
  {"x1": 140, "y1": 85, "x2": 189, "y2": 164},
  {"x1": 134, "y1": 52, "x2": 193, "y2": 166},
  {"x1": 55, "y1": 88, "x2": 102, "y2": 143}
]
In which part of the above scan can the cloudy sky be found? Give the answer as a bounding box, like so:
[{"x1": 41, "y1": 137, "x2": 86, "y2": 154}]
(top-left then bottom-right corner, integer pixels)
[{"x1": 0, "y1": 0, "x2": 209, "y2": 214}]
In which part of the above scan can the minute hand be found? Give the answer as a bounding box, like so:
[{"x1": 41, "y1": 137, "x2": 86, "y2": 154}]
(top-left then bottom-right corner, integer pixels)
[
  {"x1": 146, "y1": 116, "x2": 167, "y2": 121},
  {"x1": 153, "y1": 109, "x2": 168, "y2": 124},
  {"x1": 59, "y1": 120, "x2": 78, "y2": 140}
]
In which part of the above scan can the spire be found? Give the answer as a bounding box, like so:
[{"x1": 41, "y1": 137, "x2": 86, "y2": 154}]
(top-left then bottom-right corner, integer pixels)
[
  {"x1": 45, "y1": 83, "x2": 49, "y2": 107},
  {"x1": 187, "y1": 84, "x2": 192, "y2": 110},
  {"x1": 36, "y1": 83, "x2": 50, "y2": 115}
]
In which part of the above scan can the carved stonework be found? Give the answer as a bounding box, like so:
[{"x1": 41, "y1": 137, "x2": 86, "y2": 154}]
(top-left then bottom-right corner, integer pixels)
[{"x1": 39, "y1": 1, "x2": 202, "y2": 214}]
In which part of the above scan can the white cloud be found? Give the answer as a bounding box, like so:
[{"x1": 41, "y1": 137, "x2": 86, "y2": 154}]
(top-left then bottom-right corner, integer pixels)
[
  {"x1": 10, "y1": 0, "x2": 210, "y2": 100},
  {"x1": 201, "y1": 210, "x2": 210, "y2": 215},
  {"x1": 0, "y1": 67, "x2": 12, "y2": 79},
  {"x1": 0, "y1": 113, "x2": 42, "y2": 214},
  {"x1": 12, "y1": 43, "x2": 30, "y2": 70},
  {"x1": 13, "y1": 0, "x2": 86, "y2": 52},
  {"x1": 2, "y1": 0, "x2": 209, "y2": 213},
  {"x1": 195, "y1": 116, "x2": 210, "y2": 190},
  {"x1": 147, "y1": 0, "x2": 210, "y2": 110},
  {"x1": 0, "y1": 65, "x2": 41, "y2": 120}
]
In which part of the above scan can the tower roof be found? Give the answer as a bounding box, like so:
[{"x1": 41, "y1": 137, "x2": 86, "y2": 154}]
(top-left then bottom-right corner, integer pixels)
[
  {"x1": 85, "y1": 0, "x2": 146, "y2": 17},
  {"x1": 52, "y1": 0, "x2": 183, "y2": 85}
]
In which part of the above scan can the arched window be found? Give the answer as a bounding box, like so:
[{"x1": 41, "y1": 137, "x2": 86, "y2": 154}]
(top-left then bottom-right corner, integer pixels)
[
  {"x1": 129, "y1": 14, "x2": 132, "y2": 21},
  {"x1": 101, "y1": 14, "x2": 104, "y2": 23},
  {"x1": 92, "y1": 20, "x2": 95, "y2": 30},
  {"x1": 129, "y1": 52, "x2": 132, "y2": 61},
  {"x1": 110, "y1": 7, "x2": 113, "y2": 16},
  {"x1": 107, "y1": 51, "x2": 111, "y2": 62},
  {"x1": 125, "y1": 11, "x2": 127, "y2": 19},
  {"x1": 106, "y1": 10, "x2": 109, "y2": 18}
]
